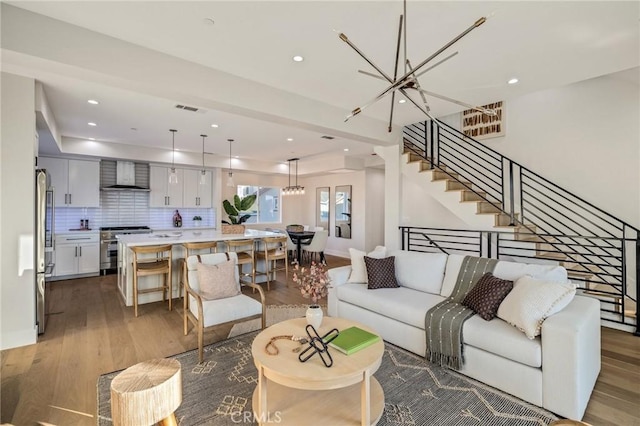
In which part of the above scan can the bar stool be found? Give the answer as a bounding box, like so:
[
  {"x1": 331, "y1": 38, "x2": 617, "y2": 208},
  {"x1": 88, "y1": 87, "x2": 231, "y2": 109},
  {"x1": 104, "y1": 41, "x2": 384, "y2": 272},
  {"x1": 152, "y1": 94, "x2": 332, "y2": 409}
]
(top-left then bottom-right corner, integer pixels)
[
  {"x1": 255, "y1": 235, "x2": 288, "y2": 290},
  {"x1": 179, "y1": 241, "x2": 217, "y2": 300},
  {"x1": 131, "y1": 244, "x2": 172, "y2": 317},
  {"x1": 225, "y1": 239, "x2": 256, "y2": 285}
]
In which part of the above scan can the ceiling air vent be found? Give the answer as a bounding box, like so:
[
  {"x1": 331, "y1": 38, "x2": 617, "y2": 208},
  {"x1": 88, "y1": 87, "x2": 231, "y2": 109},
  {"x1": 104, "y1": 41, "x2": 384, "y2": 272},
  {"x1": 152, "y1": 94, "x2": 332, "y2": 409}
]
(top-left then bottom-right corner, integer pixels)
[
  {"x1": 175, "y1": 104, "x2": 200, "y2": 112},
  {"x1": 321, "y1": 135, "x2": 335, "y2": 140}
]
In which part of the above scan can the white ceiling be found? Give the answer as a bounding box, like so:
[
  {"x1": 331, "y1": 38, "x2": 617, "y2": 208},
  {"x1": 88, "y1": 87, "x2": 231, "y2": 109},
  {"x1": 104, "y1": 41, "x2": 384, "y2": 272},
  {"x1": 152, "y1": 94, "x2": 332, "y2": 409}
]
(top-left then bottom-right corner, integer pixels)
[{"x1": 3, "y1": 1, "x2": 639, "y2": 171}]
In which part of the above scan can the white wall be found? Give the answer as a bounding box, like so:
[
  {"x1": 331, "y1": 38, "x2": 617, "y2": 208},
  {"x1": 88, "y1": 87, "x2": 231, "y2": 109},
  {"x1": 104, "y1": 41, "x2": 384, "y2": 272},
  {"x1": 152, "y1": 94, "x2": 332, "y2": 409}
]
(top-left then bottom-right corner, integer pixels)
[
  {"x1": 402, "y1": 69, "x2": 640, "y2": 230},
  {"x1": 1, "y1": 73, "x2": 37, "y2": 350},
  {"x1": 364, "y1": 168, "x2": 385, "y2": 250}
]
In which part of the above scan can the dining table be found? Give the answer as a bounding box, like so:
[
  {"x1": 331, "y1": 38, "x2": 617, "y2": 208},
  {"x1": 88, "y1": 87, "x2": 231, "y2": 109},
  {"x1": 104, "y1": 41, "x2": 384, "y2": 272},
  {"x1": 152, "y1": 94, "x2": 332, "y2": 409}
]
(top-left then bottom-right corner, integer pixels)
[{"x1": 287, "y1": 230, "x2": 315, "y2": 264}]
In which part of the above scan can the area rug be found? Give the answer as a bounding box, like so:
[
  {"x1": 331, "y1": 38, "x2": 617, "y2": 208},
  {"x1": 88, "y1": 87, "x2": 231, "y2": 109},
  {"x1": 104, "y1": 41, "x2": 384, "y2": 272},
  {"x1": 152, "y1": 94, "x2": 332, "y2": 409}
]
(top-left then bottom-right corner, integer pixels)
[
  {"x1": 227, "y1": 304, "x2": 326, "y2": 338},
  {"x1": 97, "y1": 332, "x2": 558, "y2": 426}
]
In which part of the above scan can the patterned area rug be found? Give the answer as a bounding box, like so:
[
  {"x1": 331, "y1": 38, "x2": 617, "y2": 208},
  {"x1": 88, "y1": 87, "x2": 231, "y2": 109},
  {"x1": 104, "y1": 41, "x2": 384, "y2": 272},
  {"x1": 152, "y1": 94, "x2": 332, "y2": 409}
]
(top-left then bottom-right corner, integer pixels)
[
  {"x1": 97, "y1": 331, "x2": 558, "y2": 426},
  {"x1": 227, "y1": 304, "x2": 326, "y2": 338}
]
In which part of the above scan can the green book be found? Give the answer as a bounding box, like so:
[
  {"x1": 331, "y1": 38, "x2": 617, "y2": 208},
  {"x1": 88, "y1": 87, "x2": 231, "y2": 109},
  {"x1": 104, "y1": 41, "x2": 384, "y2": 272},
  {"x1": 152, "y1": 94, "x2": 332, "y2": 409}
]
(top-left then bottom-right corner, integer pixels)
[{"x1": 329, "y1": 326, "x2": 380, "y2": 355}]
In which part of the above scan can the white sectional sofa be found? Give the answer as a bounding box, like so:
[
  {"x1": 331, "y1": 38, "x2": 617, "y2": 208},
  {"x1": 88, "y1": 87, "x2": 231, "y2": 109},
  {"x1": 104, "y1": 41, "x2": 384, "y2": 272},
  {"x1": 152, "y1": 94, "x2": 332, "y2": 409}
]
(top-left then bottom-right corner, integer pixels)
[{"x1": 327, "y1": 250, "x2": 601, "y2": 420}]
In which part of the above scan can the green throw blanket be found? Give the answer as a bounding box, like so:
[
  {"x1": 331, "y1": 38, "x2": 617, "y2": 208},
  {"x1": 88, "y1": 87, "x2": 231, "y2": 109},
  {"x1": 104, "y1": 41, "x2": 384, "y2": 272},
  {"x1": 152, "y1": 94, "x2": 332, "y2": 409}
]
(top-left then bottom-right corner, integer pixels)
[{"x1": 425, "y1": 256, "x2": 498, "y2": 370}]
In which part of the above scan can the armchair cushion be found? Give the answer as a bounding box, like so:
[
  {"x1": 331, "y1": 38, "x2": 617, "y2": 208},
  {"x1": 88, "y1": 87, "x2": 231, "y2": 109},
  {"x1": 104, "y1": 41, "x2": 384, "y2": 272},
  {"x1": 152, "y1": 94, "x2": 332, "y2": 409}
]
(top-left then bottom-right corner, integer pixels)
[
  {"x1": 196, "y1": 260, "x2": 240, "y2": 300},
  {"x1": 189, "y1": 294, "x2": 263, "y2": 327}
]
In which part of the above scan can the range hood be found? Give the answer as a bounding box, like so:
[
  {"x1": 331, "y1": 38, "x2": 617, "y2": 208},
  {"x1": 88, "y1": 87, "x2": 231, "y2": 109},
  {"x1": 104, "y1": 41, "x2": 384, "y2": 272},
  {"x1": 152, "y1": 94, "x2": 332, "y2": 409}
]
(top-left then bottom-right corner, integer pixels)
[{"x1": 100, "y1": 161, "x2": 150, "y2": 192}]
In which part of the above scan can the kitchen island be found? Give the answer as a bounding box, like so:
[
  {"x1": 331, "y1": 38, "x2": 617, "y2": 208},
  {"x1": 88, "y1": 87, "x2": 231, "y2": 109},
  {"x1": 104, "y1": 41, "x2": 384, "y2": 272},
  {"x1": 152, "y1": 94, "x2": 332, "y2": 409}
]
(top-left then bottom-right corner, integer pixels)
[{"x1": 117, "y1": 229, "x2": 280, "y2": 307}]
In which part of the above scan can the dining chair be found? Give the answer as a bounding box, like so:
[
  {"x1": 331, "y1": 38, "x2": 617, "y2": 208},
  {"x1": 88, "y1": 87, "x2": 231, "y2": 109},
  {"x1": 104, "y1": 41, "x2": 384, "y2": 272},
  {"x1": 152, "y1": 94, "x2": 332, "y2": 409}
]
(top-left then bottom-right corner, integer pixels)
[
  {"x1": 224, "y1": 239, "x2": 256, "y2": 285},
  {"x1": 302, "y1": 230, "x2": 329, "y2": 264},
  {"x1": 182, "y1": 252, "x2": 265, "y2": 362}
]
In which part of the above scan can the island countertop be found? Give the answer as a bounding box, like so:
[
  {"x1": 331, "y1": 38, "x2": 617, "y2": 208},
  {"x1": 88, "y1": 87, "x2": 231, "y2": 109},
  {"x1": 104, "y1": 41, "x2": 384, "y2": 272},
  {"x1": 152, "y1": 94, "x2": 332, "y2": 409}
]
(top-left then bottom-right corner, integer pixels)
[{"x1": 116, "y1": 228, "x2": 280, "y2": 247}]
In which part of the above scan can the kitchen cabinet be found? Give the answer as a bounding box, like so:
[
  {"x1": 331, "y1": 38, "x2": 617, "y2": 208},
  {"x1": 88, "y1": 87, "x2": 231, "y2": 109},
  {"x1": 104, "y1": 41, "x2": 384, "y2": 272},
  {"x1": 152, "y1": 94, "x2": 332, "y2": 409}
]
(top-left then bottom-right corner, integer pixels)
[
  {"x1": 38, "y1": 157, "x2": 100, "y2": 207},
  {"x1": 150, "y1": 166, "x2": 183, "y2": 207},
  {"x1": 183, "y1": 169, "x2": 213, "y2": 208},
  {"x1": 54, "y1": 233, "x2": 100, "y2": 277}
]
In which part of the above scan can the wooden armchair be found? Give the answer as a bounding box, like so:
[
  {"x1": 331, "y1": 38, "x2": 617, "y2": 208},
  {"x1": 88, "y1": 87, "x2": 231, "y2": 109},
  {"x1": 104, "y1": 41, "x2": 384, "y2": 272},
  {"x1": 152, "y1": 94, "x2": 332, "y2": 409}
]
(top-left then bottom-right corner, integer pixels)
[{"x1": 182, "y1": 252, "x2": 266, "y2": 363}]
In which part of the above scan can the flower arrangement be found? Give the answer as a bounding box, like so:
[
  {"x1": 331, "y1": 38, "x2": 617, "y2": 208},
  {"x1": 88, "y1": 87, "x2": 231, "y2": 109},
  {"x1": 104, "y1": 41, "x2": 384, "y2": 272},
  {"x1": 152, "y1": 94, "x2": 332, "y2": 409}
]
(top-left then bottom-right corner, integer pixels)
[
  {"x1": 292, "y1": 261, "x2": 330, "y2": 303},
  {"x1": 192, "y1": 215, "x2": 202, "y2": 221}
]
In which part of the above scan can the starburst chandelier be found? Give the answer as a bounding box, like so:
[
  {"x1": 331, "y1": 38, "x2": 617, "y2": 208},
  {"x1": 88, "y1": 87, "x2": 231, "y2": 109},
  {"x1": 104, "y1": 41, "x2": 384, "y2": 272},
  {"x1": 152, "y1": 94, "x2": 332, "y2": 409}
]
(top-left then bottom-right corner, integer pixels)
[{"x1": 339, "y1": 0, "x2": 496, "y2": 132}]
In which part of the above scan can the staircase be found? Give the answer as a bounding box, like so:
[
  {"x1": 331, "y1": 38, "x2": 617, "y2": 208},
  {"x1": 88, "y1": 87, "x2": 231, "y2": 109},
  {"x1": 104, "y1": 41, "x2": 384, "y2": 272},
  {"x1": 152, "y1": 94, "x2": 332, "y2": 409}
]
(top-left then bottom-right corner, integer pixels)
[{"x1": 402, "y1": 120, "x2": 638, "y2": 333}]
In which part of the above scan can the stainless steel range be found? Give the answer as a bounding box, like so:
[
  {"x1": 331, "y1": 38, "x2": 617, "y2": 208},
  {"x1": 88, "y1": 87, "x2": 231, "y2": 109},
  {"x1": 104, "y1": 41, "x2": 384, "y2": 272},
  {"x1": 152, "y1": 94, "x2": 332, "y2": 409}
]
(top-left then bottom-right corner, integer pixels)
[{"x1": 100, "y1": 226, "x2": 152, "y2": 273}]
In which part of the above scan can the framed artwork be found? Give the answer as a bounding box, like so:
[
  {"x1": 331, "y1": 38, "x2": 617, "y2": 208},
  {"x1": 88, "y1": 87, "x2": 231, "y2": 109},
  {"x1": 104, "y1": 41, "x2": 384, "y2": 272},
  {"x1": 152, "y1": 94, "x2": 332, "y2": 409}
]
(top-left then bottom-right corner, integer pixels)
[{"x1": 461, "y1": 101, "x2": 504, "y2": 140}]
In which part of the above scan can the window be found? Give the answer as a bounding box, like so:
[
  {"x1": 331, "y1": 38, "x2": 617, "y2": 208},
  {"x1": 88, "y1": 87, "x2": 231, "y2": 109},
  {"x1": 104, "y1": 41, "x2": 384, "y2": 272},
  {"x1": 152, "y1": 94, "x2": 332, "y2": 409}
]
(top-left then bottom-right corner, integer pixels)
[{"x1": 237, "y1": 185, "x2": 281, "y2": 224}]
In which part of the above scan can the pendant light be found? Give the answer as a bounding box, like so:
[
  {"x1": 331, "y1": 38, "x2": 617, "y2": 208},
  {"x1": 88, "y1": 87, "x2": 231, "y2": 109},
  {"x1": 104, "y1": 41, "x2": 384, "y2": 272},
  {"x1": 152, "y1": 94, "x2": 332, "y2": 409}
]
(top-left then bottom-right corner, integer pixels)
[
  {"x1": 226, "y1": 139, "x2": 235, "y2": 187},
  {"x1": 169, "y1": 129, "x2": 178, "y2": 185},
  {"x1": 199, "y1": 134, "x2": 208, "y2": 185},
  {"x1": 282, "y1": 158, "x2": 304, "y2": 195}
]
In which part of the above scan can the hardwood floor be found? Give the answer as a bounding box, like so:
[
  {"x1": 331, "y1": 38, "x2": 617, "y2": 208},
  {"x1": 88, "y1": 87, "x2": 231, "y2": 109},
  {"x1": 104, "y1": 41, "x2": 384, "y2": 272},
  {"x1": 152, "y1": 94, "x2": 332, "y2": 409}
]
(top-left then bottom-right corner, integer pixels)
[{"x1": 2, "y1": 254, "x2": 638, "y2": 425}]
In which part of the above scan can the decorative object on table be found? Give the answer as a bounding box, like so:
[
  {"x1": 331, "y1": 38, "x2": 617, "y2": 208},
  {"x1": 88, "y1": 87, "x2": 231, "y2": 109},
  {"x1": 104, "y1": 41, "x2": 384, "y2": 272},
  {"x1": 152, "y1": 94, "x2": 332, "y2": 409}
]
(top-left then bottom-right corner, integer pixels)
[
  {"x1": 98, "y1": 331, "x2": 559, "y2": 426},
  {"x1": 264, "y1": 334, "x2": 309, "y2": 356},
  {"x1": 462, "y1": 101, "x2": 505, "y2": 140},
  {"x1": 192, "y1": 215, "x2": 202, "y2": 227},
  {"x1": 227, "y1": 304, "x2": 327, "y2": 338},
  {"x1": 329, "y1": 326, "x2": 380, "y2": 355},
  {"x1": 338, "y1": 0, "x2": 496, "y2": 133},
  {"x1": 110, "y1": 358, "x2": 182, "y2": 426},
  {"x1": 297, "y1": 324, "x2": 339, "y2": 367},
  {"x1": 172, "y1": 210, "x2": 182, "y2": 228},
  {"x1": 286, "y1": 224, "x2": 304, "y2": 232},
  {"x1": 221, "y1": 194, "x2": 256, "y2": 233},
  {"x1": 292, "y1": 261, "x2": 330, "y2": 327},
  {"x1": 282, "y1": 158, "x2": 305, "y2": 195}
]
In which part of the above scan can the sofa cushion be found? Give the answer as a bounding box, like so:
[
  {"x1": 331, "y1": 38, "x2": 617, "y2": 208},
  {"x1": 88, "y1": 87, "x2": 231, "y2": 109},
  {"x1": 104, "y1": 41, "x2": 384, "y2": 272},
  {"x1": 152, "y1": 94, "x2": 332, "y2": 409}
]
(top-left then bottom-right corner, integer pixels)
[
  {"x1": 348, "y1": 246, "x2": 386, "y2": 283},
  {"x1": 389, "y1": 250, "x2": 448, "y2": 294},
  {"x1": 498, "y1": 275, "x2": 576, "y2": 339},
  {"x1": 364, "y1": 256, "x2": 399, "y2": 289},
  {"x1": 336, "y1": 283, "x2": 445, "y2": 329},
  {"x1": 462, "y1": 273, "x2": 513, "y2": 321},
  {"x1": 493, "y1": 261, "x2": 568, "y2": 283},
  {"x1": 463, "y1": 315, "x2": 542, "y2": 368}
]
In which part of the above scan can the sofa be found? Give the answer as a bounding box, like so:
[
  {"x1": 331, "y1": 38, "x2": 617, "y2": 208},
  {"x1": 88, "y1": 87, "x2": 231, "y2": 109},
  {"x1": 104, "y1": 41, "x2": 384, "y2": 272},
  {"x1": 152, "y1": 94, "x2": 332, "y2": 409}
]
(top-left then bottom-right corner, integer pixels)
[{"x1": 327, "y1": 249, "x2": 601, "y2": 420}]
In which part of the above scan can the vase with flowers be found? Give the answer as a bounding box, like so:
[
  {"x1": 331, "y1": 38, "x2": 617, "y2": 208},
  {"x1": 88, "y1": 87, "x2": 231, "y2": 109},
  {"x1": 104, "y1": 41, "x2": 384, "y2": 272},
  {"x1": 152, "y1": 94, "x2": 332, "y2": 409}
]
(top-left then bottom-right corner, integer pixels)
[{"x1": 292, "y1": 261, "x2": 330, "y2": 329}]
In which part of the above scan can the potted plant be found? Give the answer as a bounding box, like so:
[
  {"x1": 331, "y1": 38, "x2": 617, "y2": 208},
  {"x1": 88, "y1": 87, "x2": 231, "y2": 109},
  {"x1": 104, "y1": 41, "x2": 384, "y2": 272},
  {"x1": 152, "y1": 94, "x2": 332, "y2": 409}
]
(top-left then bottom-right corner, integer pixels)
[
  {"x1": 221, "y1": 194, "x2": 257, "y2": 234},
  {"x1": 192, "y1": 215, "x2": 202, "y2": 227},
  {"x1": 292, "y1": 261, "x2": 330, "y2": 329}
]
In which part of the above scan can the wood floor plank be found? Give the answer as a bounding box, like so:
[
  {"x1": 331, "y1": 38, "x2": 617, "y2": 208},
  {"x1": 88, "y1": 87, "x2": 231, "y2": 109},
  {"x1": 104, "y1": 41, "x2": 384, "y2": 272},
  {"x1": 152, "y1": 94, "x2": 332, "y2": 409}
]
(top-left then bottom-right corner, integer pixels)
[{"x1": 2, "y1": 254, "x2": 638, "y2": 426}]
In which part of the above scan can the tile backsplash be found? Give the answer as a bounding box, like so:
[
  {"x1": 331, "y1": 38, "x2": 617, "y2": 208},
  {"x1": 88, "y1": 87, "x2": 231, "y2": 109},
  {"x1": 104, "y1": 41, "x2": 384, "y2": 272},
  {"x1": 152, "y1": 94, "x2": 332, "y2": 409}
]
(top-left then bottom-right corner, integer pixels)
[{"x1": 54, "y1": 191, "x2": 216, "y2": 232}]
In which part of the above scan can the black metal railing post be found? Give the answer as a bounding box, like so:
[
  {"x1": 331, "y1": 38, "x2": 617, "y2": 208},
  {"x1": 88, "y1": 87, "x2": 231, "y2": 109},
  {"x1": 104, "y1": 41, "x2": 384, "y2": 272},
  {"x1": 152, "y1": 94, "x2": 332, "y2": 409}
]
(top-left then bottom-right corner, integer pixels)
[
  {"x1": 435, "y1": 123, "x2": 440, "y2": 167},
  {"x1": 429, "y1": 120, "x2": 435, "y2": 169},
  {"x1": 635, "y1": 238, "x2": 640, "y2": 336},
  {"x1": 508, "y1": 161, "x2": 515, "y2": 226}
]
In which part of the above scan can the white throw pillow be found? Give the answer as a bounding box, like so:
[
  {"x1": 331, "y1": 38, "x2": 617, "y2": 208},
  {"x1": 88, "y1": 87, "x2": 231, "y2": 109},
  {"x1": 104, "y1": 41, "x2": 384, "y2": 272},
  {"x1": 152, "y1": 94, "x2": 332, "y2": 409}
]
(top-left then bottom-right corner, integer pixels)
[
  {"x1": 348, "y1": 246, "x2": 386, "y2": 283},
  {"x1": 497, "y1": 275, "x2": 576, "y2": 339}
]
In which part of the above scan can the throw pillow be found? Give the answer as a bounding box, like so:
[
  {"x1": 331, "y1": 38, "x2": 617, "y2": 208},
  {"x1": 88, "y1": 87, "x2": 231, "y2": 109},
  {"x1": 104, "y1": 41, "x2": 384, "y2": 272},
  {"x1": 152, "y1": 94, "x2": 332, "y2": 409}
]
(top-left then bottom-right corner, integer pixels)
[
  {"x1": 348, "y1": 246, "x2": 386, "y2": 283},
  {"x1": 497, "y1": 275, "x2": 576, "y2": 339},
  {"x1": 196, "y1": 260, "x2": 240, "y2": 300},
  {"x1": 462, "y1": 273, "x2": 514, "y2": 321},
  {"x1": 364, "y1": 256, "x2": 400, "y2": 290}
]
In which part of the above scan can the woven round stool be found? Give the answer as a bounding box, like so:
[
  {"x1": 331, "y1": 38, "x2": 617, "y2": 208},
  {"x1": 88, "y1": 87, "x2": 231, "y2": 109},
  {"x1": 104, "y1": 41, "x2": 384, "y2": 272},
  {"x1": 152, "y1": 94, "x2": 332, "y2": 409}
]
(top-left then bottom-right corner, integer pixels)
[{"x1": 110, "y1": 358, "x2": 182, "y2": 426}]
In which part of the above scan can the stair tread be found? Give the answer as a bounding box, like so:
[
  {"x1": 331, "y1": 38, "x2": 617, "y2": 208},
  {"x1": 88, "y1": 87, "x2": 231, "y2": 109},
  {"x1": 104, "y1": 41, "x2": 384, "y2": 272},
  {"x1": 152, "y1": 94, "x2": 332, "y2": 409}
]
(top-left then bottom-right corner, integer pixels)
[{"x1": 536, "y1": 251, "x2": 567, "y2": 260}]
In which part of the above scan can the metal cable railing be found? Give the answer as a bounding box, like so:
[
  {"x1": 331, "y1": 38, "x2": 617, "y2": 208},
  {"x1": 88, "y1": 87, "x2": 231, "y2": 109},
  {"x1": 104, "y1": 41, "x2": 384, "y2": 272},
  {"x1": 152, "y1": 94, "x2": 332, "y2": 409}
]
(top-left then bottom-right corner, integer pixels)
[{"x1": 402, "y1": 120, "x2": 639, "y2": 335}]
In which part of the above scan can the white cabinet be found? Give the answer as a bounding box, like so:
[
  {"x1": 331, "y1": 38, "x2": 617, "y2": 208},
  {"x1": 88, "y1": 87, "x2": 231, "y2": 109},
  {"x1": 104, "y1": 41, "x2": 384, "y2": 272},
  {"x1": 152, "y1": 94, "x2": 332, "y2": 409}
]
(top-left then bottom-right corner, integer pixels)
[
  {"x1": 38, "y1": 157, "x2": 100, "y2": 207},
  {"x1": 54, "y1": 234, "x2": 100, "y2": 277},
  {"x1": 150, "y1": 166, "x2": 183, "y2": 207},
  {"x1": 183, "y1": 169, "x2": 213, "y2": 207}
]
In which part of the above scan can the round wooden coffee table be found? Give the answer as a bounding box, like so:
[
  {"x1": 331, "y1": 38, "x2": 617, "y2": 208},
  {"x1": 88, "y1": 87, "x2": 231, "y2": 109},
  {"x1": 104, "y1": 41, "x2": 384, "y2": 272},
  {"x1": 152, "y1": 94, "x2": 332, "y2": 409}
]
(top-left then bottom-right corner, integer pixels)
[{"x1": 251, "y1": 317, "x2": 385, "y2": 426}]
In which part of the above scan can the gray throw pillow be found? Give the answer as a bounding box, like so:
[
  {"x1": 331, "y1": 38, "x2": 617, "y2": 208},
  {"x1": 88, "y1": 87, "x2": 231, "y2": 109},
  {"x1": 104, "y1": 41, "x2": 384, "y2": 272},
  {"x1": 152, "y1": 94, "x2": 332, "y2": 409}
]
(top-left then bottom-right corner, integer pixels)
[{"x1": 364, "y1": 256, "x2": 400, "y2": 290}]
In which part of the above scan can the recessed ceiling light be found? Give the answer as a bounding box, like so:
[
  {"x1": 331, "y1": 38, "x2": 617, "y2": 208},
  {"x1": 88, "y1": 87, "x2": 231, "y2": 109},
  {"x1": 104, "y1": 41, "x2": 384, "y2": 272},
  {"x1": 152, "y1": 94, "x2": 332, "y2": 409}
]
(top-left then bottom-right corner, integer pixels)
[
  {"x1": 292, "y1": 55, "x2": 304, "y2": 62},
  {"x1": 344, "y1": 148, "x2": 349, "y2": 152},
  {"x1": 508, "y1": 78, "x2": 519, "y2": 85},
  {"x1": 234, "y1": 156, "x2": 239, "y2": 159},
  {"x1": 88, "y1": 122, "x2": 97, "y2": 126},
  {"x1": 211, "y1": 124, "x2": 219, "y2": 128},
  {"x1": 87, "y1": 99, "x2": 99, "y2": 105},
  {"x1": 287, "y1": 138, "x2": 293, "y2": 142},
  {"x1": 89, "y1": 137, "x2": 95, "y2": 141},
  {"x1": 203, "y1": 18, "x2": 215, "y2": 26},
  {"x1": 398, "y1": 99, "x2": 406, "y2": 104}
]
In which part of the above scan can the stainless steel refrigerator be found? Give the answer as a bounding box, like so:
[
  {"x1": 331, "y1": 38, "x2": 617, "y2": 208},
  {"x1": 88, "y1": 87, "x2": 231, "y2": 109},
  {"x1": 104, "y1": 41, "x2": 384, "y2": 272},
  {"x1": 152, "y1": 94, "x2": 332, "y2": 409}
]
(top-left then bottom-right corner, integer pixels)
[{"x1": 35, "y1": 168, "x2": 55, "y2": 334}]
